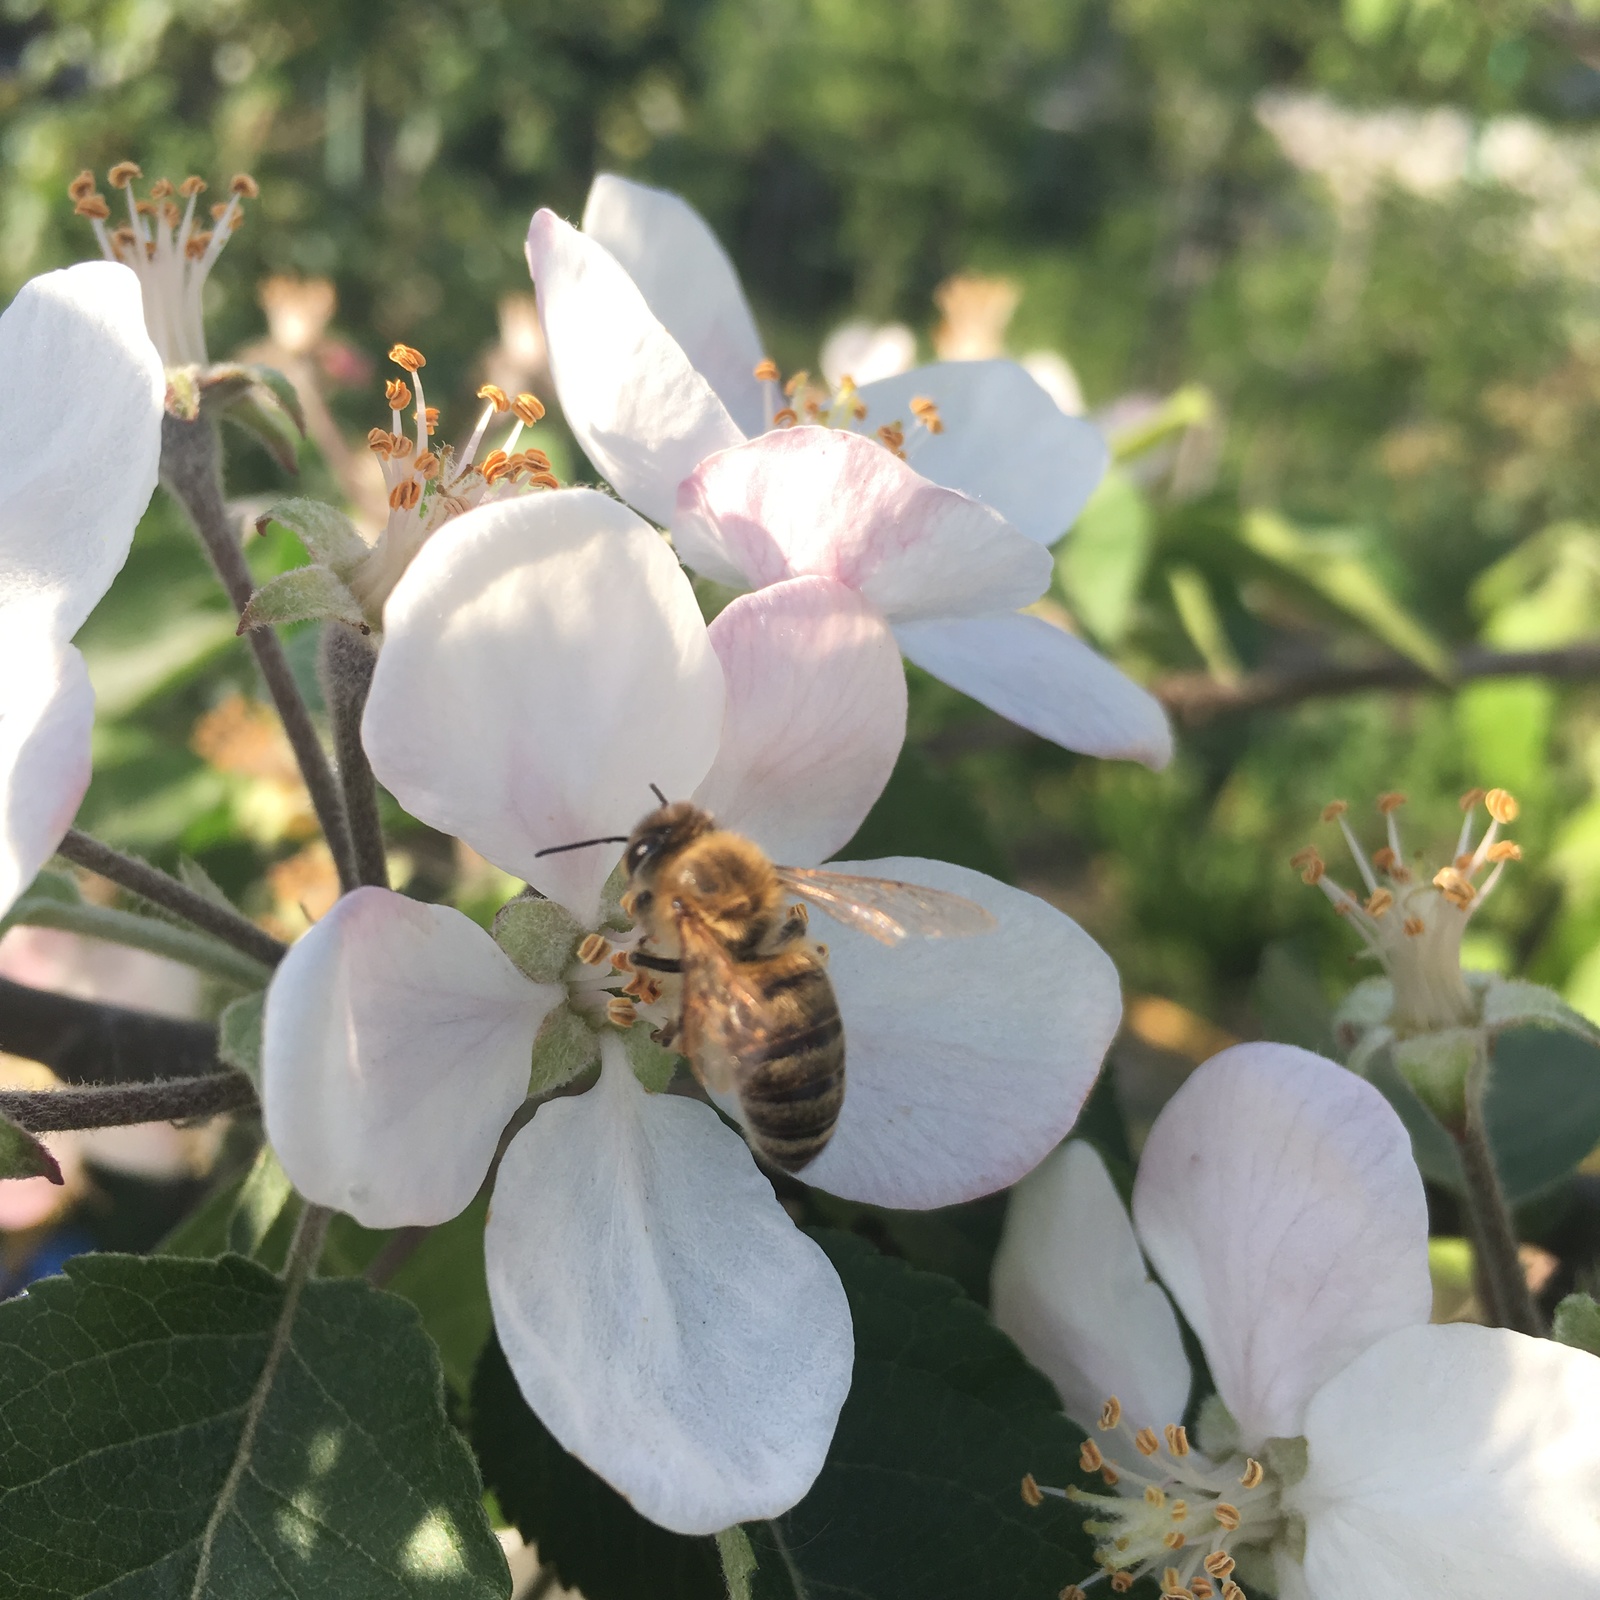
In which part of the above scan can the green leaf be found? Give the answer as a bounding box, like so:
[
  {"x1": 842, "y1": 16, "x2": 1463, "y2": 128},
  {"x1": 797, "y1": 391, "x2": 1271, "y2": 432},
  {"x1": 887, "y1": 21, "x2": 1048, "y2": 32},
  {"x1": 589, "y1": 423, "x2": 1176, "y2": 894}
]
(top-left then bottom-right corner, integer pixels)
[
  {"x1": 1482, "y1": 978, "x2": 1600, "y2": 1046},
  {"x1": 0, "y1": 1114, "x2": 64, "y2": 1184},
  {"x1": 1053, "y1": 471, "x2": 1152, "y2": 645},
  {"x1": 238, "y1": 363, "x2": 310, "y2": 438},
  {"x1": 1167, "y1": 563, "x2": 1243, "y2": 681},
  {"x1": 218, "y1": 990, "x2": 265, "y2": 1087},
  {"x1": 224, "y1": 387, "x2": 302, "y2": 473},
  {"x1": 493, "y1": 891, "x2": 582, "y2": 982},
  {"x1": 0, "y1": 1253, "x2": 509, "y2": 1598},
  {"x1": 1552, "y1": 1293, "x2": 1600, "y2": 1357},
  {"x1": 239, "y1": 564, "x2": 367, "y2": 632},
  {"x1": 470, "y1": 1335, "x2": 728, "y2": 1600},
  {"x1": 177, "y1": 855, "x2": 237, "y2": 911},
  {"x1": 1241, "y1": 510, "x2": 1453, "y2": 680},
  {"x1": 227, "y1": 1144, "x2": 293, "y2": 1257},
  {"x1": 256, "y1": 497, "x2": 372, "y2": 579}
]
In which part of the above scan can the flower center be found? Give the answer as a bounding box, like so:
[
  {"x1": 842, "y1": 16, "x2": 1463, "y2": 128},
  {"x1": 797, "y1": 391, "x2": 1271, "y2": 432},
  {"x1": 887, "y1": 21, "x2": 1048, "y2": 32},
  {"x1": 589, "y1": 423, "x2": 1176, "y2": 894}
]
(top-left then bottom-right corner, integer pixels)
[
  {"x1": 1291, "y1": 787, "x2": 1522, "y2": 1035},
  {"x1": 1025, "y1": 1399, "x2": 1282, "y2": 1600},
  {"x1": 751, "y1": 358, "x2": 946, "y2": 461},
  {"x1": 350, "y1": 345, "x2": 558, "y2": 616},
  {"x1": 72, "y1": 162, "x2": 257, "y2": 366}
]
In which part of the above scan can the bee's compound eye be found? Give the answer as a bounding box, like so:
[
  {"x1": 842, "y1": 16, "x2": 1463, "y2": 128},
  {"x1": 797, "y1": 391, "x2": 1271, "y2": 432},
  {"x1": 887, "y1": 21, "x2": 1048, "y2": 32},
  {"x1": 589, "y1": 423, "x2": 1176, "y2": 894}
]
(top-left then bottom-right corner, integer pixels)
[{"x1": 627, "y1": 837, "x2": 654, "y2": 872}]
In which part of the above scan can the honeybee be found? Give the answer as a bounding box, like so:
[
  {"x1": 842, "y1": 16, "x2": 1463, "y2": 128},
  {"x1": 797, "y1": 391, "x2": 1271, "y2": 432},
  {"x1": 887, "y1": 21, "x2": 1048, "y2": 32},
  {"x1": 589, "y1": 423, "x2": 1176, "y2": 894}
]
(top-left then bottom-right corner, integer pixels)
[{"x1": 540, "y1": 800, "x2": 995, "y2": 1173}]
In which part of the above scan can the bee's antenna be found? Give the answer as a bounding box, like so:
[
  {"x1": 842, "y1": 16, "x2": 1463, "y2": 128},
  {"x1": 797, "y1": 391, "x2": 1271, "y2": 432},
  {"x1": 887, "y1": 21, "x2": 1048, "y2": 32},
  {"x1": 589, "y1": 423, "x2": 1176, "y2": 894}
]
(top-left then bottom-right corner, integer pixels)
[
  {"x1": 533, "y1": 835, "x2": 629, "y2": 858},
  {"x1": 649, "y1": 783, "x2": 668, "y2": 806}
]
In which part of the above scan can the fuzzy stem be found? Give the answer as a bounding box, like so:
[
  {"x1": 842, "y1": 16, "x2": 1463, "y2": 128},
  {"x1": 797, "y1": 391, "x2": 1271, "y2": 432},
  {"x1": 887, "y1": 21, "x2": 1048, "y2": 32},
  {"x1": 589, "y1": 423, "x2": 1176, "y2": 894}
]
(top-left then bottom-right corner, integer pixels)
[
  {"x1": 0, "y1": 1072, "x2": 256, "y2": 1132},
  {"x1": 1458, "y1": 1041, "x2": 1545, "y2": 1335},
  {"x1": 319, "y1": 623, "x2": 389, "y2": 888},
  {"x1": 160, "y1": 412, "x2": 358, "y2": 893},
  {"x1": 56, "y1": 829, "x2": 286, "y2": 970}
]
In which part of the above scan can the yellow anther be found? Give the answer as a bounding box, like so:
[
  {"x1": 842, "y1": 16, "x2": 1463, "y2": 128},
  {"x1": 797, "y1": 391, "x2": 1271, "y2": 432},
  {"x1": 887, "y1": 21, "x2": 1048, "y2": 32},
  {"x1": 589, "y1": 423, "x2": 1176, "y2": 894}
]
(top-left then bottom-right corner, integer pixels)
[
  {"x1": 1485, "y1": 787, "x2": 1519, "y2": 824},
  {"x1": 1163, "y1": 1532, "x2": 1187, "y2": 1551},
  {"x1": 877, "y1": 422, "x2": 906, "y2": 451},
  {"x1": 774, "y1": 407, "x2": 798, "y2": 427},
  {"x1": 388, "y1": 343, "x2": 426, "y2": 372},
  {"x1": 1060, "y1": 1588, "x2": 1088, "y2": 1600},
  {"x1": 390, "y1": 434, "x2": 415, "y2": 459},
  {"x1": 477, "y1": 383, "x2": 511, "y2": 411},
  {"x1": 1290, "y1": 846, "x2": 1325, "y2": 886},
  {"x1": 577, "y1": 933, "x2": 612, "y2": 966},
  {"x1": 1365, "y1": 888, "x2": 1394, "y2": 917},
  {"x1": 1321, "y1": 800, "x2": 1348, "y2": 821},
  {"x1": 1371, "y1": 846, "x2": 1399, "y2": 873},
  {"x1": 1222, "y1": 1584, "x2": 1246, "y2": 1600},
  {"x1": 1134, "y1": 1428, "x2": 1160, "y2": 1456},
  {"x1": 754, "y1": 358, "x2": 780, "y2": 383},
  {"x1": 74, "y1": 194, "x2": 111, "y2": 220},
  {"x1": 108, "y1": 161, "x2": 143, "y2": 188},
  {"x1": 1099, "y1": 1397, "x2": 1122, "y2": 1430},
  {"x1": 1204, "y1": 1551, "x2": 1236, "y2": 1578},
  {"x1": 1404, "y1": 915, "x2": 1426, "y2": 936},
  {"x1": 1100, "y1": 1464, "x2": 1120, "y2": 1486},
  {"x1": 1079, "y1": 1440, "x2": 1104, "y2": 1473},
  {"x1": 1143, "y1": 1485, "x2": 1166, "y2": 1508},
  {"x1": 783, "y1": 370, "x2": 810, "y2": 397},
  {"x1": 1191, "y1": 1581, "x2": 1215, "y2": 1600},
  {"x1": 229, "y1": 172, "x2": 260, "y2": 198},
  {"x1": 1020, "y1": 1473, "x2": 1043, "y2": 1508},
  {"x1": 148, "y1": 177, "x2": 174, "y2": 199},
  {"x1": 134, "y1": 199, "x2": 156, "y2": 217},
  {"x1": 1486, "y1": 840, "x2": 1522, "y2": 863},
  {"x1": 1160, "y1": 1571, "x2": 1189, "y2": 1598},
  {"x1": 414, "y1": 451, "x2": 440, "y2": 481},
  {"x1": 1110, "y1": 1576, "x2": 1134, "y2": 1594},
  {"x1": 422, "y1": 405, "x2": 440, "y2": 434},
  {"x1": 1213, "y1": 1503, "x2": 1241, "y2": 1532},
  {"x1": 179, "y1": 175, "x2": 207, "y2": 197},
  {"x1": 910, "y1": 394, "x2": 945, "y2": 433},
  {"x1": 184, "y1": 230, "x2": 212, "y2": 259},
  {"x1": 480, "y1": 449, "x2": 510, "y2": 483},
  {"x1": 210, "y1": 202, "x2": 231, "y2": 220},
  {"x1": 388, "y1": 478, "x2": 421, "y2": 512},
  {"x1": 606, "y1": 996, "x2": 638, "y2": 1029},
  {"x1": 68, "y1": 170, "x2": 97, "y2": 201},
  {"x1": 1377, "y1": 791, "x2": 1408, "y2": 814},
  {"x1": 1170, "y1": 1500, "x2": 1188, "y2": 1522},
  {"x1": 610, "y1": 949, "x2": 634, "y2": 973},
  {"x1": 851, "y1": 398, "x2": 868, "y2": 419},
  {"x1": 385, "y1": 378, "x2": 412, "y2": 411},
  {"x1": 512, "y1": 392, "x2": 546, "y2": 425},
  {"x1": 1432, "y1": 866, "x2": 1476, "y2": 909},
  {"x1": 1459, "y1": 786, "x2": 1487, "y2": 811},
  {"x1": 1238, "y1": 1459, "x2": 1263, "y2": 1490},
  {"x1": 1164, "y1": 1424, "x2": 1190, "y2": 1457}
]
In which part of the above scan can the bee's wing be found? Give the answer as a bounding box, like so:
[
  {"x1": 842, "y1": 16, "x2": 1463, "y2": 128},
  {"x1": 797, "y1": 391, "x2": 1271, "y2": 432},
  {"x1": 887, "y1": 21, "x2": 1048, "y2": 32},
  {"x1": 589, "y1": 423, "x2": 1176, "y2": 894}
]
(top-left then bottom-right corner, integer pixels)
[
  {"x1": 774, "y1": 866, "x2": 997, "y2": 945},
  {"x1": 673, "y1": 908, "x2": 774, "y2": 1095}
]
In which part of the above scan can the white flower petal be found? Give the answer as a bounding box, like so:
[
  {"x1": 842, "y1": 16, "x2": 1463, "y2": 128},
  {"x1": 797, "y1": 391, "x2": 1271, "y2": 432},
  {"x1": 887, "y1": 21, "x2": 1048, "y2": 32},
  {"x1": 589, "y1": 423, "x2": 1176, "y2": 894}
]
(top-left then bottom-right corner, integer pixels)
[
  {"x1": 673, "y1": 426, "x2": 1051, "y2": 620},
  {"x1": 793, "y1": 857, "x2": 1121, "y2": 1208},
  {"x1": 0, "y1": 263, "x2": 163, "y2": 639},
  {"x1": 693, "y1": 576, "x2": 905, "y2": 866},
  {"x1": 1291, "y1": 1324, "x2": 1600, "y2": 1599},
  {"x1": 364, "y1": 489, "x2": 724, "y2": 925},
  {"x1": 894, "y1": 612, "x2": 1173, "y2": 767},
  {"x1": 1131, "y1": 1043, "x2": 1432, "y2": 1449},
  {"x1": 582, "y1": 174, "x2": 767, "y2": 439},
  {"x1": 526, "y1": 207, "x2": 745, "y2": 524},
  {"x1": 0, "y1": 634, "x2": 93, "y2": 917},
  {"x1": 262, "y1": 887, "x2": 554, "y2": 1228},
  {"x1": 485, "y1": 1036, "x2": 854, "y2": 1535},
  {"x1": 856, "y1": 361, "x2": 1107, "y2": 544},
  {"x1": 992, "y1": 1140, "x2": 1191, "y2": 1441},
  {"x1": 820, "y1": 320, "x2": 918, "y2": 390}
]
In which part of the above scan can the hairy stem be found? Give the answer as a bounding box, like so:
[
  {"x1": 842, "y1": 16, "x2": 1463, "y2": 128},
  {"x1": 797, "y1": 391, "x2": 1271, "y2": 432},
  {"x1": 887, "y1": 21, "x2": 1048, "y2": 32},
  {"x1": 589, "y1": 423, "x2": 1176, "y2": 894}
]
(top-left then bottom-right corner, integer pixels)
[
  {"x1": 319, "y1": 623, "x2": 389, "y2": 888},
  {"x1": 56, "y1": 829, "x2": 286, "y2": 969},
  {"x1": 0, "y1": 977, "x2": 220, "y2": 1084},
  {"x1": 0, "y1": 1072, "x2": 256, "y2": 1132},
  {"x1": 160, "y1": 412, "x2": 358, "y2": 893}
]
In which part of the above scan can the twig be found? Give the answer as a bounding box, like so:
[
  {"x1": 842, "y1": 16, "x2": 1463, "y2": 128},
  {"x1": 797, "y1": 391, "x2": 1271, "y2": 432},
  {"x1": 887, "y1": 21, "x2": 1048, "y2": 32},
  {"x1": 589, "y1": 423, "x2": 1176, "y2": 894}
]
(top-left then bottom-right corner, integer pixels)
[
  {"x1": 160, "y1": 412, "x2": 359, "y2": 893},
  {"x1": 0, "y1": 977, "x2": 220, "y2": 1085},
  {"x1": 320, "y1": 623, "x2": 389, "y2": 888},
  {"x1": 0, "y1": 1071, "x2": 256, "y2": 1132},
  {"x1": 364, "y1": 1225, "x2": 431, "y2": 1287},
  {"x1": 55, "y1": 829, "x2": 286, "y2": 969}
]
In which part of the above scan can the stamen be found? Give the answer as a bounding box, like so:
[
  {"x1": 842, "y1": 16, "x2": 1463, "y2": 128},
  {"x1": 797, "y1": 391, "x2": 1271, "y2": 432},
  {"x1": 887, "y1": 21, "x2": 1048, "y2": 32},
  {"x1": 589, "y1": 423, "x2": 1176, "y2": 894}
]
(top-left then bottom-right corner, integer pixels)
[
  {"x1": 783, "y1": 371, "x2": 809, "y2": 397},
  {"x1": 389, "y1": 342, "x2": 426, "y2": 372},
  {"x1": 1485, "y1": 787, "x2": 1519, "y2": 824},
  {"x1": 1238, "y1": 1460, "x2": 1263, "y2": 1490},
  {"x1": 606, "y1": 997, "x2": 638, "y2": 1029},
  {"x1": 74, "y1": 194, "x2": 110, "y2": 220},
  {"x1": 910, "y1": 394, "x2": 945, "y2": 433},
  {"x1": 1321, "y1": 800, "x2": 1348, "y2": 821},
  {"x1": 1404, "y1": 916, "x2": 1426, "y2": 936},
  {"x1": 230, "y1": 172, "x2": 260, "y2": 198},
  {"x1": 1377, "y1": 791, "x2": 1408, "y2": 814},
  {"x1": 774, "y1": 407, "x2": 798, "y2": 427},
  {"x1": 386, "y1": 378, "x2": 413, "y2": 411},
  {"x1": 388, "y1": 479, "x2": 421, "y2": 511},
  {"x1": 1486, "y1": 840, "x2": 1521, "y2": 862},
  {"x1": 511, "y1": 392, "x2": 546, "y2": 425},
  {"x1": 1143, "y1": 1486, "x2": 1166, "y2": 1508},
  {"x1": 1099, "y1": 1397, "x2": 1122, "y2": 1430},
  {"x1": 1212, "y1": 1504, "x2": 1241, "y2": 1532},
  {"x1": 149, "y1": 178, "x2": 174, "y2": 200},
  {"x1": 1162, "y1": 1531, "x2": 1186, "y2": 1551},
  {"x1": 1165, "y1": 1424, "x2": 1190, "y2": 1457},
  {"x1": 1169, "y1": 1500, "x2": 1188, "y2": 1521},
  {"x1": 108, "y1": 160, "x2": 143, "y2": 187},
  {"x1": 1432, "y1": 866, "x2": 1475, "y2": 909},
  {"x1": 577, "y1": 933, "x2": 612, "y2": 966},
  {"x1": 1061, "y1": 1588, "x2": 1088, "y2": 1600},
  {"x1": 1222, "y1": 1584, "x2": 1245, "y2": 1600},
  {"x1": 1080, "y1": 1440, "x2": 1105, "y2": 1473},
  {"x1": 1020, "y1": 1474, "x2": 1044, "y2": 1508},
  {"x1": 1365, "y1": 888, "x2": 1393, "y2": 916},
  {"x1": 1290, "y1": 846, "x2": 1324, "y2": 885},
  {"x1": 1191, "y1": 1581, "x2": 1214, "y2": 1599},
  {"x1": 753, "y1": 358, "x2": 780, "y2": 383},
  {"x1": 1204, "y1": 1552, "x2": 1236, "y2": 1578},
  {"x1": 1134, "y1": 1429, "x2": 1160, "y2": 1457},
  {"x1": 1110, "y1": 1576, "x2": 1133, "y2": 1593},
  {"x1": 179, "y1": 175, "x2": 207, "y2": 197}
]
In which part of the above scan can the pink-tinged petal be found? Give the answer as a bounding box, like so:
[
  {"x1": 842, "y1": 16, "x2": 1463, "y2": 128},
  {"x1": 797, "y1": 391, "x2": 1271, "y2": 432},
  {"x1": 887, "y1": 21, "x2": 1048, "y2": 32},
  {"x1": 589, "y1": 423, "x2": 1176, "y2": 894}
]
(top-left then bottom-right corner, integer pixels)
[
  {"x1": 1132, "y1": 1043, "x2": 1432, "y2": 1449},
  {"x1": 894, "y1": 612, "x2": 1173, "y2": 768},
  {"x1": 673, "y1": 427, "x2": 1051, "y2": 620},
  {"x1": 793, "y1": 857, "x2": 1121, "y2": 1209},
  {"x1": 0, "y1": 263, "x2": 163, "y2": 639},
  {"x1": 0, "y1": 634, "x2": 92, "y2": 917},
  {"x1": 486, "y1": 1036, "x2": 853, "y2": 1535},
  {"x1": 526, "y1": 207, "x2": 745, "y2": 524},
  {"x1": 992, "y1": 1141, "x2": 1191, "y2": 1443},
  {"x1": 1289, "y1": 1324, "x2": 1600, "y2": 1599},
  {"x1": 262, "y1": 887, "x2": 555, "y2": 1228},
  {"x1": 693, "y1": 577, "x2": 905, "y2": 866},
  {"x1": 363, "y1": 489, "x2": 724, "y2": 925},
  {"x1": 582, "y1": 174, "x2": 767, "y2": 438},
  {"x1": 856, "y1": 361, "x2": 1107, "y2": 544}
]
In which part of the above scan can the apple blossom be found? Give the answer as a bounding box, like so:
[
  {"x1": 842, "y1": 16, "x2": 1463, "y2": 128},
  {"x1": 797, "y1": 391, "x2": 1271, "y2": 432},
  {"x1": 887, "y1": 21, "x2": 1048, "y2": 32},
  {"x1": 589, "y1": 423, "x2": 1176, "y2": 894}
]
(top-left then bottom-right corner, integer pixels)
[
  {"x1": 525, "y1": 174, "x2": 1172, "y2": 767},
  {"x1": 994, "y1": 1042, "x2": 1600, "y2": 1599},
  {"x1": 0, "y1": 262, "x2": 164, "y2": 916},
  {"x1": 262, "y1": 484, "x2": 1123, "y2": 1533}
]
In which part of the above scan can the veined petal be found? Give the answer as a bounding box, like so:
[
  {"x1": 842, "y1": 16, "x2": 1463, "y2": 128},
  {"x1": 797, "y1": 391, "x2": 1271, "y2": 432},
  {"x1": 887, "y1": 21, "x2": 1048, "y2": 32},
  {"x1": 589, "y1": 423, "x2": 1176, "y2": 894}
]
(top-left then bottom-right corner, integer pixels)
[
  {"x1": 0, "y1": 634, "x2": 93, "y2": 917},
  {"x1": 1132, "y1": 1043, "x2": 1432, "y2": 1449},
  {"x1": 526, "y1": 207, "x2": 745, "y2": 524},
  {"x1": 793, "y1": 857, "x2": 1121, "y2": 1209},
  {"x1": 485, "y1": 1036, "x2": 854, "y2": 1535},
  {"x1": 673, "y1": 427, "x2": 1051, "y2": 620},
  {"x1": 0, "y1": 263, "x2": 163, "y2": 640},
  {"x1": 262, "y1": 887, "x2": 555, "y2": 1228},
  {"x1": 1290, "y1": 1324, "x2": 1600, "y2": 1599},
  {"x1": 363, "y1": 489, "x2": 724, "y2": 925},
  {"x1": 582, "y1": 174, "x2": 767, "y2": 438},
  {"x1": 693, "y1": 577, "x2": 905, "y2": 866},
  {"x1": 992, "y1": 1140, "x2": 1191, "y2": 1443},
  {"x1": 894, "y1": 613, "x2": 1173, "y2": 768},
  {"x1": 856, "y1": 361, "x2": 1107, "y2": 545}
]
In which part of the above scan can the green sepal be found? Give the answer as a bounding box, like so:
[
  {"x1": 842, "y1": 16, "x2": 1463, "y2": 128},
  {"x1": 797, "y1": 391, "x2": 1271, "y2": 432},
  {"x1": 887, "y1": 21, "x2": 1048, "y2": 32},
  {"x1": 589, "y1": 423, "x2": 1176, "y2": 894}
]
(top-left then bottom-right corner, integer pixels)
[
  {"x1": 1552, "y1": 1292, "x2": 1600, "y2": 1357},
  {"x1": 0, "y1": 1114, "x2": 63, "y2": 1184},
  {"x1": 218, "y1": 991, "x2": 265, "y2": 1088},
  {"x1": 493, "y1": 891, "x2": 582, "y2": 983},
  {"x1": 256, "y1": 497, "x2": 371, "y2": 578},
  {"x1": 529, "y1": 1003, "x2": 599, "y2": 1095},
  {"x1": 1482, "y1": 978, "x2": 1600, "y2": 1047},
  {"x1": 622, "y1": 1021, "x2": 679, "y2": 1092},
  {"x1": 1391, "y1": 1025, "x2": 1481, "y2": 1129},
  {"x1": 238, "y1": 564, "x2": 367, "y2": 634}
]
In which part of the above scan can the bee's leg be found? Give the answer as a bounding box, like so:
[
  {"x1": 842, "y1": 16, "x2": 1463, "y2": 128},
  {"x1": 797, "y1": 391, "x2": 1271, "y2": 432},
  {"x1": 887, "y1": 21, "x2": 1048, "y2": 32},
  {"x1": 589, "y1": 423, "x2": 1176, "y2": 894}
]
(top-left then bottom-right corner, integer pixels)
[
  {"x1": 630, "y1": 951, "x2": 682, "y2": 974},
  {"x1": 651, "y1": 1016, "x2": 682, "y2": 1050},
  {"x1": 775, "y1": 901, "x2": 809, "y2": 946}
]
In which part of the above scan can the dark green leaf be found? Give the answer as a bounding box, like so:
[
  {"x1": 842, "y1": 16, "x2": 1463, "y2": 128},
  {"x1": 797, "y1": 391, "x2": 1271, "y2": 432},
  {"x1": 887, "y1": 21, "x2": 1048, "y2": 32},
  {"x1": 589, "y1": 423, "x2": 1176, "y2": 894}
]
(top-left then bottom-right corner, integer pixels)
[
  {"x1": 227, "y1": 1144, "x2": 293, "y2": 1256},
  {"x1": 0, "y1": 1253, "x2": 509, "y2": 1598},
  {"x1": 1054, "y1": 471, "x2": 1152, "y2": 645},
  {"x1": 0, "y1": 1114, "x2": 63, "y2": 1184},
  {"x1": 842, "y1": 745, "x2": 1011, "y2": 883},
  {"x1": 1553, "y1": 1292, "x2": 1600, "y2": 1357}
]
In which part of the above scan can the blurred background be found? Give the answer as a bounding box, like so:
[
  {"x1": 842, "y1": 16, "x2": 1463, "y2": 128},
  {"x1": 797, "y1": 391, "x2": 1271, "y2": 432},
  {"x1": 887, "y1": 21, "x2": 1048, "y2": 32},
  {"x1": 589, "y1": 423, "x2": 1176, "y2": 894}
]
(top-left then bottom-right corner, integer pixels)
[{"x1": 6, "y1": 0, "x2": 1600, "y2": 1316}]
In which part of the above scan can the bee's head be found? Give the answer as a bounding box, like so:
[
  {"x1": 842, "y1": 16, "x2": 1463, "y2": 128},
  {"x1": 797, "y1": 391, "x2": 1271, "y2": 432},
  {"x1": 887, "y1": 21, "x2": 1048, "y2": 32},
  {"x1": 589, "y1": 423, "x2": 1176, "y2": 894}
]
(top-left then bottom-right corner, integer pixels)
[{"x1": 622, "y1": 801, "x2": 714, "y2": 884}]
